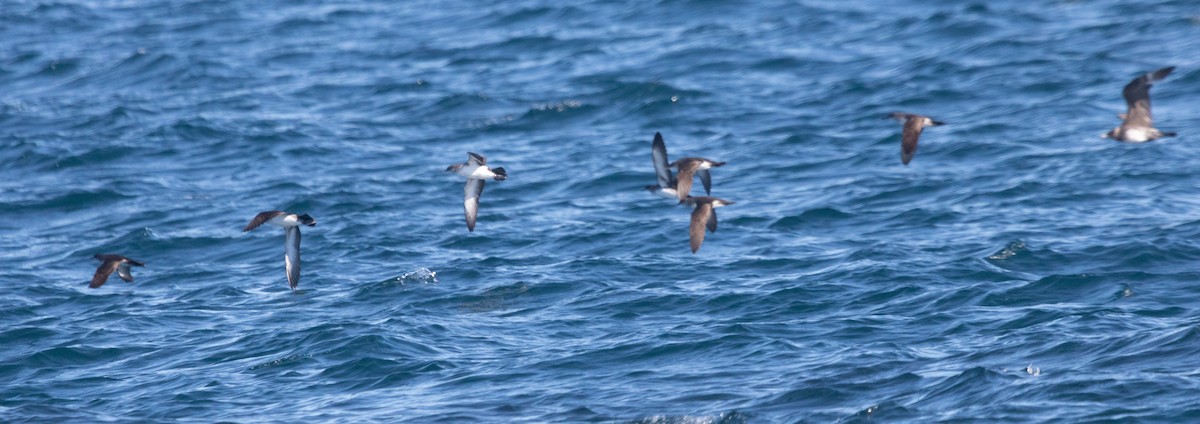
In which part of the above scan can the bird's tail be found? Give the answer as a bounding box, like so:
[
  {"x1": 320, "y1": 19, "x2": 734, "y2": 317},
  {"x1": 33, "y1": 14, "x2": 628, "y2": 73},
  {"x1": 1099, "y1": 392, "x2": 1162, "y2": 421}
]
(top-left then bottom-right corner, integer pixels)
[{"x1": 492, "y1": 167, "x2": 508, "y2": 181}]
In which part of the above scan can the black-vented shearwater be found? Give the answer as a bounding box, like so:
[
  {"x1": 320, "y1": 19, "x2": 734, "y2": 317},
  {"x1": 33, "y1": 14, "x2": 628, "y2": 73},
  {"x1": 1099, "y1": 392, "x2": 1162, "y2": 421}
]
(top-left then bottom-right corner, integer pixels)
[
  {"x1": 90, "y1": 254, "x2": 144, "y2": 288},
  {"x1": 888, "y1": 112, "x2": 945, "y2": 165},
  {"x1": 446, "y1": 152, "x2": 507, "y2": 232},
  {"x1": 244, "y1": 210, "x2": 316, "y2": 290},
  {"x1": 687, "y1": 197, "x2": 734, "y2": 253},
  {"x1": 659, "y1": 136, "x2": 725, "y2": 201},
  {"x1": 1105, "y1": 66, "x2": 1176, "y2": 143}
]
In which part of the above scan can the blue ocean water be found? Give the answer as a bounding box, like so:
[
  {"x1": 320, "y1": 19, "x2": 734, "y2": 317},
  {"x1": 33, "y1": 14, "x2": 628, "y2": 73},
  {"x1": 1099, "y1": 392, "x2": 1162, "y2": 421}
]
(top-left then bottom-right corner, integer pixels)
[{"x1": 4, "y1": 0, "x2": 1200, "y2": 421}]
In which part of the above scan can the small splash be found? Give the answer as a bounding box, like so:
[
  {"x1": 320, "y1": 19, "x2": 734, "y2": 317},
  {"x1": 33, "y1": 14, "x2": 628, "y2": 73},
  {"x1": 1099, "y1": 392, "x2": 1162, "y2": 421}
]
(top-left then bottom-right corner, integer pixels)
[
  {"x1": 1026, "y1": 363, "x2": 1040, "y2": 376},
  {"x1": 1121, "y1": 285, "x2": 1133, "y2": 298},
  {"x1": 628, "y1": 411, "x2": 748, "y2": 424},
  {"x1": 394, "y1": 268, "x2": 438, "y2": 285},
  {"x1": 987, "y1": 240, "x2": 1026, "y2": 260}
]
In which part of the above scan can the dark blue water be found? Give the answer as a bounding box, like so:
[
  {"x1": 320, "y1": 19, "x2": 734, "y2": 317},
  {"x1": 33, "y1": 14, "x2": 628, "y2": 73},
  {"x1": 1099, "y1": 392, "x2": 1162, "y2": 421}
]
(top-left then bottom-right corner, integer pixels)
[{"x1": 4, "y1": 0, "x2": 1200, "y2": 421}]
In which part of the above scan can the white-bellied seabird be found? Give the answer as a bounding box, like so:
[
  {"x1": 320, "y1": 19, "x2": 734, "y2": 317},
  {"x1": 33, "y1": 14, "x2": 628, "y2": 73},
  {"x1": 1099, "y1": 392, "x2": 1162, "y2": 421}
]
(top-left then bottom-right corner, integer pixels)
[
  {"x1": 90, "y1": 254, "x2": 144, "y2": 288},
  {"x1": 446, "y1": 152, "x2": 507, "y2": 232},
  {"x1": 1105, "y1": 66, "x2": 1176, "y2": 143},
  {"x1": 244, "y1": 210, "x2": 316, "y2": 290},
  {"x1": 888, "y1": 112, "x2": 945, "y2": 165},
  {"x1": 687, "y1": 196, "x2": 734, "y2": 253}
]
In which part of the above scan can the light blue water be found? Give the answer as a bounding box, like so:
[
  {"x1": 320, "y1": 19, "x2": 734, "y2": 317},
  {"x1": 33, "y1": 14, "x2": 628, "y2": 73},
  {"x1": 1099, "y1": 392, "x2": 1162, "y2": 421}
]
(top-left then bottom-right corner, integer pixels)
[{"x1": 3, "y1": 0, "x2": 1200, "y2": 421}]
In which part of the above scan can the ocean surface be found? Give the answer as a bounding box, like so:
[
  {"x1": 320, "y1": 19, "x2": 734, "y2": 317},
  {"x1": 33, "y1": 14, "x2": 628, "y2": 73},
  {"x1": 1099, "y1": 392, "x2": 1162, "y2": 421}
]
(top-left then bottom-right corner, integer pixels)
[{"x1": 3, "y1": 0, "x2": 1200, "y2": 422}]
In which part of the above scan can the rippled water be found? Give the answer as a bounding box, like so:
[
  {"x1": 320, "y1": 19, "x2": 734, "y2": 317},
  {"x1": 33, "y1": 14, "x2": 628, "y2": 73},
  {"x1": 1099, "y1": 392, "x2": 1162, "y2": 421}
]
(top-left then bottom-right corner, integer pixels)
[{"x1": 4, "y1": 0, "x2": 1200, "y2": 421}]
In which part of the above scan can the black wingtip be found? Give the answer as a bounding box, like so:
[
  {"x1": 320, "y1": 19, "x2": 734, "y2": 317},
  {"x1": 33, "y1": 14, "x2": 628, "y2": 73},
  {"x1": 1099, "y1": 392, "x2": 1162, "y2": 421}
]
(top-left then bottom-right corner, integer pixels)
[
  {"x1": 1162, "y1": 131, "x2": 1178, "y2": 138},
  {"x1": 492, "y1": 167, "x2": 507, "y2": 181},
  {"x1": 1154, "y1": 66, "x2": 1176, "y2": 79}
]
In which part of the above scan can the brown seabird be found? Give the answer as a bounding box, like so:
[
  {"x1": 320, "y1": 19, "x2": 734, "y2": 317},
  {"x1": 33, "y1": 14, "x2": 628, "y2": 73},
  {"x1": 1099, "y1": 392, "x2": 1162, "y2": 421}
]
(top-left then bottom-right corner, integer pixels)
[
  {"x1": 90, "y1": 254, "x2": 144, "y2": 288},
  {"x1": 1105, "y1": 66, "x2": 1176, "y2": 143},
  {"x1": 888, "y1": 112, "x2": 945, "y2": 165}
]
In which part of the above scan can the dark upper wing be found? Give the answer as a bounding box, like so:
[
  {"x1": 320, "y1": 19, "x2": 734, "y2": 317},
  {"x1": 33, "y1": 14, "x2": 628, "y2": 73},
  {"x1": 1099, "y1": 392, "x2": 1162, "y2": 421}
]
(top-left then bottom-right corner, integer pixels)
[
  {"x1": 651, "y1": 132, "x2": 674, "y2": 188},
  {"x1": 464, "y1": 178, "x2": 485, "y2": 232},
  {"x1": 468, "y1": 152, "x2": 487, "y2": 166},
  {"x1": 901, "y1": 117, "x2": 924, "y2": 165},
  {"x1": 675, "y1": 169, "x2": 694, "y2": 201},
  {"x1": 90, "y1": 259, "x2": 121, "y2": 288},
  {"x1": 285, "y1": 226, "x2": 301, "y2": 289},
  {"x1": 244, "y1": 211, "x2": 285, "y2": 232},
  {"x1": 690, "y1": 202, "x2": 713, "y2": 253},
  {"x1": 675, "y1": 159, "x2": 702, "y2": 200},
  {"x1": 1122, "y1": 66, "x2": 1174, "y2": 128}
]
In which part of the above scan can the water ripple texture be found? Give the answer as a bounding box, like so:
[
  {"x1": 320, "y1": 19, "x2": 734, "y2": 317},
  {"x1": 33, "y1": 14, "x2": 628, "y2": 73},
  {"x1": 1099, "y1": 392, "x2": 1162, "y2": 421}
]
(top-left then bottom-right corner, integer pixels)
[{"x1": 3, "y1": 0, "x2": 1200, "y2": 422}]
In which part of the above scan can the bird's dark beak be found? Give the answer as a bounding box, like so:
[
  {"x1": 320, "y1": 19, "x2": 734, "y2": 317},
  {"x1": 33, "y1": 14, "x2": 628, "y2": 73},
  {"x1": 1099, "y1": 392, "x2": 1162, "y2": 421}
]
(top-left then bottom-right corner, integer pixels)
[{"x1": 931, "y1": 121, "x2": 946, "y2": 126}]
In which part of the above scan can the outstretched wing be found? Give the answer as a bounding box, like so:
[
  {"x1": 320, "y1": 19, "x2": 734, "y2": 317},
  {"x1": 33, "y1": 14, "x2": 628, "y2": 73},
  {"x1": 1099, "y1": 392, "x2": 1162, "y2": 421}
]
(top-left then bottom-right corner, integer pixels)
[
  {"x1": 244, "y1": 211, "x2": 285, "y2": 232},
  {"x1": 467, "y1": 152, "x2": 487, "y2": 166},
  {"x1": 690, "y1": 202, "x2": 713, "y2": 253},
  {"x1": 116, "y1": 263, "x2": 135, "y2": 282},
  {"x1": 464, "y1": 178, "x2": 485, "y2": 232},
  {"x1": 675, "y1": 160, "x2": 701, "y2": 201},
  {"x1": 285, "y1": 226, "x2": 301, "y2": 289},
  {"x1": 901, "y1": 117, "x2": 924, "y2": 165},
  {"x1": 1122, "y1": 66, "x2": 1174, "y2": 128},
  {"x1": 90, "y1": 260, "x2": 120, "y2": 288},
  {"x1": 651, "y1": 132, "x2": 674, "y2": 188},
  {"x1": 697, "y1": 169, "x2": 713, "y2": 195}
]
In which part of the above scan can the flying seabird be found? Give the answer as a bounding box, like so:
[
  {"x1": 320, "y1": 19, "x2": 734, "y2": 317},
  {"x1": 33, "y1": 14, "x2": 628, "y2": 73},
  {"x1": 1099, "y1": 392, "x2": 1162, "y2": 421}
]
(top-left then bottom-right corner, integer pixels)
[
  {"x1": 652, "y1": 134, "x2": 723, "y2": 201},
  {"x1": 446, "y1": 152, "x2": 507, "y2": 232},
  {"x1": 1104, "y1": 66, "x2": 1176, "y2": 143},
  {"x1": 888, "y1": 112, "x2": 945, "y2": 165},
  {"x1": 244, "y1": 210, "x2": 316, "y2": 289},
  {"x1": 90, "y1": 254, "x2": 144, "y2": 288},
  {"x1": 687, "y1": 197, "x2": 734, "y2": 253}
]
